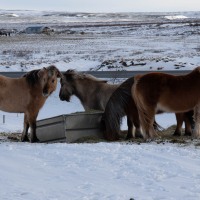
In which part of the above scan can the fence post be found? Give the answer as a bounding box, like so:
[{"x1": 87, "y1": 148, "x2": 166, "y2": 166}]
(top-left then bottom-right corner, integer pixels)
[{"x1": 3, "y1": 115, "x2": 5, "y2": 124}]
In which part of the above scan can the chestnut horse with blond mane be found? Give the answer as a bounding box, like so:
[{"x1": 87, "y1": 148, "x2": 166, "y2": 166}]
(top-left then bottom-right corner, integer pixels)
[
  {"x1": 0, "y1": 65, "x2": 61, "y2": 142},
  {"x1": 133, "y1": 67, "x2": 199, "y2": 139}
]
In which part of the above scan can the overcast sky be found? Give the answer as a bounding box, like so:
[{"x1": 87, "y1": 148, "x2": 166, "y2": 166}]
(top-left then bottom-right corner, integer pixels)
[{"x1": 1, "y1": 0, "x2": 200, "y2": 12}]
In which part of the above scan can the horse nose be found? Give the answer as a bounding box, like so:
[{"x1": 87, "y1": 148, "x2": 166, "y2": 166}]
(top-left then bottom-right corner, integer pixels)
[{"x1": 43, "y1": 87, "x2": 49, "y2": 97}]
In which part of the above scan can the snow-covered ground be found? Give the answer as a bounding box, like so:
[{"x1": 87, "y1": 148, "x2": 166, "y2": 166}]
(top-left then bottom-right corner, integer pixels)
[
  {"x1": 1, "y1": 142, "x2": 200, "y2": 200},
  {"x1": 1, "y1": 10, "x2": 200, "y2": 200}
]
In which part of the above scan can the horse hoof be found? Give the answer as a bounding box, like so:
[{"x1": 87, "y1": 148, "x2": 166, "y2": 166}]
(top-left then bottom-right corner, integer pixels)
[
  {"x1": 21, "y1": 135, "x2": 29, "y2": 142},
  {"x1": 135, "y1": 132, "x2": 143, "y2": 138},
  {"x1": 125, "y1": 136, "x2": 133, "y2": 140},
  {"x1": 184, "y1": 132, "x2": 192, "y2": 136},
  {"x1": 30, "y1": 137, "x2": 40, "y2": 143},
  {"x1": 173, "y1": 132, "x2": 181, "y2": 136}
]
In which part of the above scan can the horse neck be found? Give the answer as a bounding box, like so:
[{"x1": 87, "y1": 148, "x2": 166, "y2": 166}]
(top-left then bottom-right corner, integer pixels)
[
  {"x1": 23, "y1": 77, "x2": 44, "y2": 97},
  {"x1": 73, "y1": 79, "x2": 118, "y2": 110}
]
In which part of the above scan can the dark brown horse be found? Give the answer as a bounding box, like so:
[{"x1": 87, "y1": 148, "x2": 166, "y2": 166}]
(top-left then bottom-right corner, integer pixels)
[
  {"x1": 133, "y1": 68, "x2": 199, "y2": 139},
  {"x1": 102, "y1": 76, "x2": 194, "y2": 141},
  {"x1": 0, "y1": 65, "x2": 61, "y2": 142},
  {"x1": 102, "y1": 76, "x2": 164, "y2": 141}
]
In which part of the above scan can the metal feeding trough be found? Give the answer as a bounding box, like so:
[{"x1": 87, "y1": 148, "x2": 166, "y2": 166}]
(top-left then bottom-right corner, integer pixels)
[{"x1": 36, "y1": 111, "x2": 104, "y2": 143}]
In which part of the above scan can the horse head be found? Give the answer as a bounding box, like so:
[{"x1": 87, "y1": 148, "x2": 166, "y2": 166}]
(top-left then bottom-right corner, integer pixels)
[
  {"x1": 59, "y1": 70, "x2": 77, "y2": 102},
  {"x1": 59, "y1": 69, "x2": 108, "y2": 102},
  {"x1": 38, "y1": 65, "x2": 61, "y2": 97}
]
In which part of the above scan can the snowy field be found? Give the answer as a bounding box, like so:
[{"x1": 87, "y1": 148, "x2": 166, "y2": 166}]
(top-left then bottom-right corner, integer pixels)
[
  {"x1": 1, "y1": 142, "x2": 200, "y2": 200},
  {"x1": 0, "y1": 10, "x2": 200, "y2": 200}
]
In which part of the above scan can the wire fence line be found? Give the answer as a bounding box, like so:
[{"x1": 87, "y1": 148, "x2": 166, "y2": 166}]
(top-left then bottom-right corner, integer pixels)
[{"x1": 0, "y1": 70, "x2": 191, "y2": 79}]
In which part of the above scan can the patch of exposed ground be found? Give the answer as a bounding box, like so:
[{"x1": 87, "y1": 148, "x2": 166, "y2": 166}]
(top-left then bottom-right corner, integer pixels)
[{"x1": 1, "y1": 125, "x2": 200, "y2": 147}]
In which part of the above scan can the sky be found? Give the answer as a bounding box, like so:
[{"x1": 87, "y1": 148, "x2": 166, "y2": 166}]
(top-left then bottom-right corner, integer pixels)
[{"x1": 1, "y1": 0, "x2": 200, "y2": 12}]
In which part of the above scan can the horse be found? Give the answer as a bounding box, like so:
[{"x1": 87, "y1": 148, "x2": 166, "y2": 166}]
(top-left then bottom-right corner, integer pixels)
[
  {"x1": 59, "y1": 70, "x2": 193, "y2": 141},
  {"x1": 59, "y1": 69, "x2": 119, "y2": 111},
  {"x1": 133, "y1": 67, "x2": 199, "y2": 139},
  {"x1": 59, "y1": 70, "x2": 139, "y2": 137},
  {"x1": 0, "y1": 65, "x2": 61, "y2": 142},
  {"x1": 102, "y1": 76, "x2": 194, "y2": 141}
]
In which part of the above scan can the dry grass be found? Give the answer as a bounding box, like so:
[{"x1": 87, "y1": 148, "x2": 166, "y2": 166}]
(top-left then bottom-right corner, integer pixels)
[{"x1": 0, "y1": 125, "x2": 199, "y2": 147}]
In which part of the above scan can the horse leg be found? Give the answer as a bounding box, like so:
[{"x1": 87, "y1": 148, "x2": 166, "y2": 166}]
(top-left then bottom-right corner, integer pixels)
[
  {"x1": 138, "y1": 107, "x2": 157, "y2": 139},
  {"x1": 173, "y1": 113, "x2": 184, "y2": 136},
  {"x1": 126, "y1": 117, "x2": 134, "y2": 139},
  {"x1": 126, "y1": 118, "x2": 142, "y2": 139},
  {"x1": 193, "y1": 104, "x2": 200, "y2": 138},
  {"x1": 135, "y1": 126, "x2": 143, "y2": 138},
  {"x1": 184, "y1": 113, "x2": 192, "y2": 136},
  {"x1": 30, "y1": 121, "x2": 39, "y2": 143},
  {"x1": 21, "y1": 114, "x2": 29, "y2": 142},
  {"x1": 27, "y1": 112, "x2": 39, "y2": 143},
  {"x1": 148, "y1": 118, "x2": 158, "y2": 139},
  {"x1": 126, "y1": 110, "x2": 143, "y2": 139},
  {"x1": 185, "y1": 110, "x2": 195, "y2": 135}
]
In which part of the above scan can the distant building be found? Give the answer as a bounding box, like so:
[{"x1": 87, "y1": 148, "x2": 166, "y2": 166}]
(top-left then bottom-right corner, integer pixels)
[{"x1": 25, "y1": 26, "x2": 54, "y2": 34}]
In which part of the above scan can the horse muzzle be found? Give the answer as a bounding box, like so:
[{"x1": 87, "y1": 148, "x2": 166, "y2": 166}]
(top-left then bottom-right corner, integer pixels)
[
  {"x1": 43, "y1": 92, "x2": 49, "y2": 97},
  {"x1": 59, "y1": 95, "x2": 70, "y2": 102},
  {"x1": 59, "y1": 91, "x2": 71, "y2": 102}
]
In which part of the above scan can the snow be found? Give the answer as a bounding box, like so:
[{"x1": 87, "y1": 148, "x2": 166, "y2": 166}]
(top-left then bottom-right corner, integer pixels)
[
  {"x1": 1, "y1": 10, "x2": 200, "y2": 200},
  {"x1": 0, "y1": 80, "x2": 196, "y2": 200},
  {"x1": 164, "y1": 15, "x2": 188, "y2": 20},
  {"x1": 1, "y1": 142, "x2": 200, "y2": 200}
]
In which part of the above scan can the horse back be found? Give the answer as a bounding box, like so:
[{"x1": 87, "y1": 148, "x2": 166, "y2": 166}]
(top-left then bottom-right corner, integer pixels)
[
  {"x1": 93, "y1": 83, "x2": 118, "y2": 110},
  {"x1": 133, "y1": 71, "x2": 200, "y2": 112},
  {"x1": 0, "y1": 76, "x2": 32, "y2": 112}
]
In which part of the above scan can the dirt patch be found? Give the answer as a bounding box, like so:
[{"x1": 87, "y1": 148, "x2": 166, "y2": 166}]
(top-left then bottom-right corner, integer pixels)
[
  {"x1": 0, "y1": 125, "x2": 199, "y2": 146},
  {"x1": 123, "y1": 125, "x2": 196, "y2": 146},
  {"x1": 0, "y1": 132, "x2": 21, "y2": 142}
]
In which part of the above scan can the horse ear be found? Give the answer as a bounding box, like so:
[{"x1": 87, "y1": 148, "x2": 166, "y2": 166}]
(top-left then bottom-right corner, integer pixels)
[
  {"x1": 56, "y1": 70, "x2": 63, "y2": 78},
  {"x1": 38, "y1": 67, "x2": 46, "y2": 78}
]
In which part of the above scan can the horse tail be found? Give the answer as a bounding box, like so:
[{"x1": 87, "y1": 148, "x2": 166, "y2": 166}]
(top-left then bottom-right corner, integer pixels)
[
  {"x1": 133, "y1": 75, "x2": 164, "y2": 138},
  {"x1": 102, "y1": 77, "x2": 135, "y2": 141},
  {"x1": 132, "y1": 75, "x2": 154, "y2": 138},
  {"x1": 153, "y1": 121, "x2": 164, "y2": 132}
]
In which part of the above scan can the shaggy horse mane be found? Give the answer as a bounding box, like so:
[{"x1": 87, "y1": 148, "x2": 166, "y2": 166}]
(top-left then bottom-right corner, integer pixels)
[
  {"x1": 23, "y1": 65, "x2": 58, "y2": 87},
  {"x1": 102, "y1": 77, "x2": 135, "y2": 139},
  {"x1": 64, "y1": 69, "x2": 106, "y2": 82},
  {"x1": 23, "y1": 69, "x2": 40, "y2": 87}
]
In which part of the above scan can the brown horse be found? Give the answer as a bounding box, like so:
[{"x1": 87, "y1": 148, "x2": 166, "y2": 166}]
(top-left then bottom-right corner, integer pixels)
[
  {"x1": 59, "y1": 70, "x2": 118, "y2": 111},
  {"x1": 59, "y1": 70, "x2": 153, "y2": 139},
  {"x1": 59, "y1": 70, "x2": 140, "y2": 137},
  {"x1": 133, "y1": 67, "x2": 199, "y2": 139},
  {"x1": 102, "y1": 76, "x2": 194, "y2": 141},
  {"x1": 0, "y1": 65, "x2": 61, "y2": 142}
]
